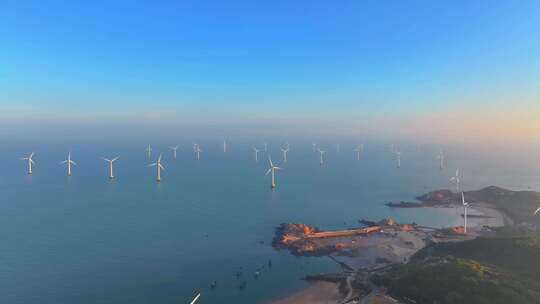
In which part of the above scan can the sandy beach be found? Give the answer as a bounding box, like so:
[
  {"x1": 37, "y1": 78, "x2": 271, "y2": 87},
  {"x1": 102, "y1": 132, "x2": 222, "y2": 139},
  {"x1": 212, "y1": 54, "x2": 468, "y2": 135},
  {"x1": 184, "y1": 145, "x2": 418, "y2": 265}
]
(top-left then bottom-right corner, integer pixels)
[{"x1": 270, "y1": 282, "x2": 342, "y2": 304}]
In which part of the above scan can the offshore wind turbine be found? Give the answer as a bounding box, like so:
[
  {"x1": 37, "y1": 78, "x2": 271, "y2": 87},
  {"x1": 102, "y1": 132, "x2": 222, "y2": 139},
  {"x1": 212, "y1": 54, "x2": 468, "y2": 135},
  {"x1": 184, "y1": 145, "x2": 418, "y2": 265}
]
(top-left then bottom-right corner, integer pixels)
[
  {"x1": 20, "y1": 152, "x2": 35, "y2": 174},
  {"x1": 145, "y1": 144, "x2": 152, "y2": 158},
  {"x1": 190, "y1": 293, "x2": 201, "y2": 304},
  {"x1": 101, "y1": 157, "x2": 119, "y2": 179},
  {"x1": 265, "y1": 157, "x2": 282, "y2": 188},
  {"x1": 281, "y1": 146, "x2": 290, "y2": 163},
  {"x1": 194, "y1": 144, "x2": 202, "y2": 160},
  {"x1": 461, "y1": 192, "x2": 470, "y2": 234},
  {"x1": 312, "y1": 143, "x2": 317, "y2": 152},
  {"x1": 252, "y1": 146, "x2": 261, "y2": 162},
  {"x1": 395, "y1": 150, "x2": 401, "y2": 168},
  {"x1": 437, "y1": 149, "x2": 445, "y2": 170},
  {"x1": 353, "y1": 145, "x2": 362, "y2": 160},
  {"x1": 317, "y1": 148, "x2": 326, "y2": 165},
  {"x1": 263, "y1": 142, "x2": 268, "y2": 152},
  {"x1": 170, "y1": 146, "x2": 179, "y2": 160},
  {"x1": 450, "y1": 168, "x2": 461, "y2": 193},
  {"x1": 148, "y1": 153, "x2": 165, "y2": 182},
  {"x1": 223, "y1": 140, "x2": 227, "y2": 153},
  {"x1": 61, "y1": 152, "x2": 77, "y2": 176}
]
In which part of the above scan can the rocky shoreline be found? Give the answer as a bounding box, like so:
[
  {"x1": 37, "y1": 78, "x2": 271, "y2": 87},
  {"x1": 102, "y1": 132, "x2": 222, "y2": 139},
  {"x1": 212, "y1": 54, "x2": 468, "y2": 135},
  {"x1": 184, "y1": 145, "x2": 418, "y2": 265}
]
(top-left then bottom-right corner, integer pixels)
[{"x1": 270, "y1": 186, "x2": 536, "y2": 304}]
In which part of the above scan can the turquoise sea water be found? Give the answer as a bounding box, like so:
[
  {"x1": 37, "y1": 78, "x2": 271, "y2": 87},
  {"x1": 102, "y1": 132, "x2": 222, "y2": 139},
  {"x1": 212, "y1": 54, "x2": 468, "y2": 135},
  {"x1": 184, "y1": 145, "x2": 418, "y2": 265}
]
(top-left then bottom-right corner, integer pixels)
[{"x1": 2, "y1": 138, "x2": 539, "y2": 304}]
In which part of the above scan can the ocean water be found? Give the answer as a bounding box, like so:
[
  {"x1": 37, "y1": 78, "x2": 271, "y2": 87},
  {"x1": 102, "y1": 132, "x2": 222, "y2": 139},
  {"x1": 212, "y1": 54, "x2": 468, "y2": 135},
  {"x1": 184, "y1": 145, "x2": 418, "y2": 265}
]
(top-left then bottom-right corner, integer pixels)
[{"x1": 2, "y1": 138, "x2": 540, "y2": 304}]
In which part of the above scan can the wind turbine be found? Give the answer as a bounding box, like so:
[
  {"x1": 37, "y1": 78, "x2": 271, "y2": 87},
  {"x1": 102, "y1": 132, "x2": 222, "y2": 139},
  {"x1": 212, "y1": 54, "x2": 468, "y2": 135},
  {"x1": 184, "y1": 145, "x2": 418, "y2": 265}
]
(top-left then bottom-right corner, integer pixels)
[
  {"x1": 193, "y1": 144, "x2": 202, "y2": 160},
  {"x1": 61, "y1": 152, "x2": 77, "y2": 176},
  {"x1": 450, "y1": 169, "x2": 461, "y2": 193},
  {"x1": 265, "y1": 157, "x2": 282, "y2": 188},
  {"x1": 170, "y1": 146, "x2": 179, "y2": 160},
  {"x1": 190, "y1": 293, "x2": 201, "y2": 304},
  {"x1": 534, "y1": 207, "x2": 540, "y2": 215},
  {"x1": 395, "y1": 150, "x2": 401, "y2": 168},
  {"x1": 20, "y1": 152, "x2": 35, "y2": 174},
  {"x1": 461, "y1": 192, "x2": 470, "y2": 234},
  {"x1": 317, "y1": 148, "x2": 326, "y2": 165},
  {"x1": 437, "y1": 149, "x2": 445, "y2": 170},
  {"x1": 145, "y1": 144, "x2": 152, "y2": 158},
  {"x1": 223, "y1": 140, "x2": 227, "y2": 153},
  {"x1": 102, "y1": 157, "x2": 119, "y2": 179},
  {"x1": 353, "y1": 145, "x2": 362, "y2": 160},
  {"x1": 263, "y1": 142, "x2": 268, "y2": 152},
  {"x1": 312, "y1": 143, "x2": 317, "y2": 153},
  {"x1": 281, "y1": 146, "x2": 290, "y2": 163},
  {"x1": 148, "y1": 153, "x2": 165, "y2": 182},
  {"x1": 252, "y1": 146, "x2": 261, "y2": 162}
]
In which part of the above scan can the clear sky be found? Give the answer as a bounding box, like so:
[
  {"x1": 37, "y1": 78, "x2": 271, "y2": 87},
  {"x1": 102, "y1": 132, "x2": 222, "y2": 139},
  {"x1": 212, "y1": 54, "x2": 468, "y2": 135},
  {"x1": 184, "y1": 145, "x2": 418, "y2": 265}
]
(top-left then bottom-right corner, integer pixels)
[{"x1": 1, "y1": 1, "x2": 539, "y2": 142}]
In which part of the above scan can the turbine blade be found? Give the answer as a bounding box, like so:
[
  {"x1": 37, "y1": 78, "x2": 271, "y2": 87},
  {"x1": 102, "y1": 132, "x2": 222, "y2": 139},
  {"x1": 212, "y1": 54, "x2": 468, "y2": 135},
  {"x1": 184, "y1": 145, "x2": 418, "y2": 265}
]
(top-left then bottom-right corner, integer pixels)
[
  {"x1": 159, "y1": 164, "x2": 165, "y2": 170},
  {"x1": 265, "y1": 168, "x2": 272, "y2": 176},
  {"x1": 535, "y1": 207, "x2": 540, "y2": 215},
  {"x1": 112, "y1": 157, "x2": 119, "y2": 162},
  {"x1": 71, "y1": 161, "x2": 77, "y2": 166},
  {"x1": 30, "y1": 159, "x2": 35, "y2": 164},
  {"x1": 190, "y1": 293, "x2": 201, "y2": 304},
  {"x1": 148, "y1": 163, "x2": 157, "y2": 167}
]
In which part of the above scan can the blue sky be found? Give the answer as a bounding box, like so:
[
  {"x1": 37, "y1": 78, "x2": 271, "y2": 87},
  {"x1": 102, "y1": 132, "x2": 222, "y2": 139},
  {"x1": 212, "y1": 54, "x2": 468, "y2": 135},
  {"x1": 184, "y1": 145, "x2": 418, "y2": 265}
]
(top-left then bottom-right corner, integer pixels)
[{"x1": 1, "y1": 1, "x2": 539, "y2": 140}]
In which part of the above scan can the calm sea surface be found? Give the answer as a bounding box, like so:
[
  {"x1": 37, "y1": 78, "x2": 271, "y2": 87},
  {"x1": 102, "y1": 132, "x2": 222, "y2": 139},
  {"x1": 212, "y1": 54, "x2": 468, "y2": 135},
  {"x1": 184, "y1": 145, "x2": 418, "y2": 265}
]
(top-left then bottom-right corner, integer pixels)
[{"x1": 2, "y1": 138, "x2": 539, "y2": 304}]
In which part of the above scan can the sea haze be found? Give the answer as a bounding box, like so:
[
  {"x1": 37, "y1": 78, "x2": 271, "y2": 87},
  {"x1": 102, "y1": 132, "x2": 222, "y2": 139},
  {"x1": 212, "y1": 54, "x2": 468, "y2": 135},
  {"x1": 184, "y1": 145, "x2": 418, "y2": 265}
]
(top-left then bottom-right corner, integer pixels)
[{"x1": 1, "y1": 137, "x2": 539, "y2": 304}]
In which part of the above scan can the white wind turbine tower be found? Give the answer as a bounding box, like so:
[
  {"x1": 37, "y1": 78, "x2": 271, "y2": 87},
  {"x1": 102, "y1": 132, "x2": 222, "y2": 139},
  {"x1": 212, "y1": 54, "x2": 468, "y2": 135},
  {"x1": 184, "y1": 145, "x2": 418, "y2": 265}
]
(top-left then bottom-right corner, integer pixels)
[
  {"x1": 102, "y1": 157, "x2": 119, "y2": 179},
  {"x1": 263, "y1": 142, "x2": 268, "y2": 152},
  {"x1": 281, "y1": 146, "x2": 290, "y2": 163},
  {"x1": 190, "y1": 293, "x2": 201, "y2": 304},
  {"x1": 317, "y1": 148, "x2": 326, "y2": 165},
  {"x1": 461, "y1": 192, "x2": 470, "y2": 234},
  {"x1": 312, "y1": 143, "x2": 317, "y2": 152},
  {"x1": 353, "y1": 145, "x2": 362, "y2": 160},
  {"x1": 252, "y1": 146, "x2": 261, "y2": 162},
  {"x1": 20, "y1": 152, "x2": 35, "y2": 174},
  {"x1": 223, "y1": 140, "x2": 227, "y2": 153},
  {"x1": 148, "y1": 153, "x2": 165, "y2": 182},
  {"x1": 145, "y1": 144, "x2": 152, "y2": 158},
  {"x1": 61, "y1": 152, "x2": 77, "y2": 176},
  {"x1": 265, "y1": 157, "x2": 282, "y2": 188},
  {"x1": 193, "y1": 144, "x2": 202, "y2": 160},
  {"x1": 395, "y1": 150, "x2": 401, "y2": 168},
  {"x1": 450, "y1": 168, "x2": 461, "y2": 193},
  {"x1": 170, "y1": 146, "x2": 179, "y2": 160},
  {"x1": 437, "y1": 149, "x2": 445, "y2": 170}
]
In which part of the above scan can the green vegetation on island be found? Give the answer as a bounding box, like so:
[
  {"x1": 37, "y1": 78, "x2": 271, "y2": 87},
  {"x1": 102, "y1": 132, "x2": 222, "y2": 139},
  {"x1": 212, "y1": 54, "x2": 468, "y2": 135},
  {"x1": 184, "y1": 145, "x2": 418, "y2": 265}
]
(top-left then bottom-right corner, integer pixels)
[{"x1": 374, "y1": 234, "x2": 540, "y2": 304}]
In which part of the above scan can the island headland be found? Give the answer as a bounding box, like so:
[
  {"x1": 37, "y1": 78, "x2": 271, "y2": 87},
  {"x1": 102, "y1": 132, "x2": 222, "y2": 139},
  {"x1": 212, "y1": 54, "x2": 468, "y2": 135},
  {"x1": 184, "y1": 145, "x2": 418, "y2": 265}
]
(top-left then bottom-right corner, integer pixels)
[{"x1": 271, "y1": 186, "x2": 540, "y2": 304}]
